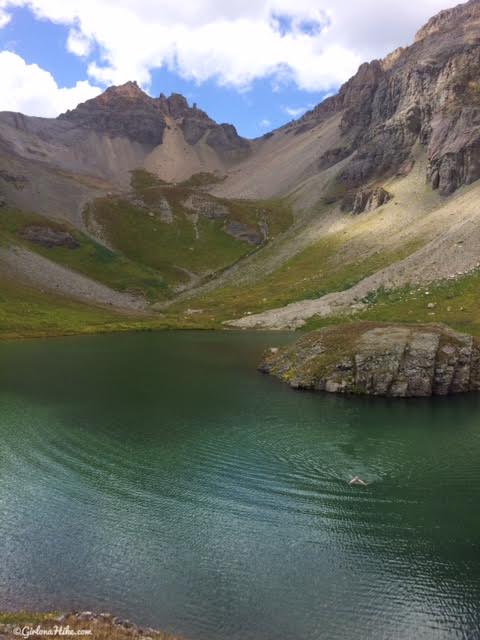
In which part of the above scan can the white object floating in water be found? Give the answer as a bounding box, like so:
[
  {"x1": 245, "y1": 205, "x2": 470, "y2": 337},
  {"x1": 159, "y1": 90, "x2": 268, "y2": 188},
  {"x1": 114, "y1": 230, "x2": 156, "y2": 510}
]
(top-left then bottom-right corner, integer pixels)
[{"x1": 349, "y1": 476, "x2": 368, "y2": 487}]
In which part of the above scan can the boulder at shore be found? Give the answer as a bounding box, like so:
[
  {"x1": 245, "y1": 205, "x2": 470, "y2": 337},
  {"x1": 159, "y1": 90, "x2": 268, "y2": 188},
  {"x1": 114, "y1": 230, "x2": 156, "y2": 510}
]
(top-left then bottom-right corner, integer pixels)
[{"x1": 259, "y1": 322, "x2": 480, "y2": 398}]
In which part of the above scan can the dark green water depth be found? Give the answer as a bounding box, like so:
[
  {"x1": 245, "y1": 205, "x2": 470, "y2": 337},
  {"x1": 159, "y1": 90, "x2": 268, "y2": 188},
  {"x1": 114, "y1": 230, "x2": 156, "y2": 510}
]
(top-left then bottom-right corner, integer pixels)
[{"x1": 0, "y1": 331, "x2": 479, "y2": 640}]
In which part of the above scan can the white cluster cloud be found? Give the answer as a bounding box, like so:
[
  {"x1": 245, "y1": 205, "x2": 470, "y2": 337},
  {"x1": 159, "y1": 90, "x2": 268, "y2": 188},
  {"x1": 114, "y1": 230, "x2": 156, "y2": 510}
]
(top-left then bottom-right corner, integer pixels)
[
  {"x1": 0, "y1": 8, "x2": 10, "y2": 27},
  {"x1": 0, "y1": 50, "x2": 101, "y2": 116},
  {"x1": 0, "y1": 0, "x2": 463, "y2": 116},
  {"x1": 66, "y1": 28, "x2": 92, "y2": 57}
]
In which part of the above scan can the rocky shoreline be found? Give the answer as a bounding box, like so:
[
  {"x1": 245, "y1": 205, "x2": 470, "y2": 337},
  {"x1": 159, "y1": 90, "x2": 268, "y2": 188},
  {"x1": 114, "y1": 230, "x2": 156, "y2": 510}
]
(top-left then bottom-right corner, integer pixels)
[
  {"x1": 0, "y1": 612, "x2": 182, "y2": 640},
  {"x1": 259, "y1": 322, "x2": 480, "y2": 398}
]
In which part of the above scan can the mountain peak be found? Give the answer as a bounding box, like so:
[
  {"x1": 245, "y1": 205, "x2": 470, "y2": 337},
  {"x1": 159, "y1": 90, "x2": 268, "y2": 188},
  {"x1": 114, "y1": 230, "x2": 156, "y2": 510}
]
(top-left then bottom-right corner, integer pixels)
[
  {"x1": 95, "y1": 80, "x2": 150, "y2": 105},
  {"x1": 278, "y1": 0, "x2": 480, "y2": 200},
  {"x1": 414, "y1": 0, "x2": 480, "y2": 42},
  {"x1": 157, "y1": 92, "x2": 191, "y2": 118},
  {"x1": 58, "y1": 83, "x2": 249, "y2": 155},
  {"x1": 59, "y1": 81, "x2": 165, "y2": 145}
]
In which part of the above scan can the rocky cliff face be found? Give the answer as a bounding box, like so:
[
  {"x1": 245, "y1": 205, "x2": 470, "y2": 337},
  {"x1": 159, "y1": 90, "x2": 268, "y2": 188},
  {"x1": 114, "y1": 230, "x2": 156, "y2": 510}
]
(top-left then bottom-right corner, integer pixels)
[
  {"x1": 60, "y1": 81, "x2": 249, "y2": 158},
  {"x1": 259, "y1": 322, "x2": 480, "y2": 397},
  {"x1": 59, "y1": 81, "x2": 168, "y2": 146},
  {"x1": 352, "y1": 187, "x2": 392, "y2": 215},
  {"x1": 292, "y1": 0, "x2": 480, "y2": 201},
  {"x1": 0, "y1": 79, "x2": 253, "y2": 222},
  {"x1": 0, "y1": 4, "x2": 478, "y2": 230}
]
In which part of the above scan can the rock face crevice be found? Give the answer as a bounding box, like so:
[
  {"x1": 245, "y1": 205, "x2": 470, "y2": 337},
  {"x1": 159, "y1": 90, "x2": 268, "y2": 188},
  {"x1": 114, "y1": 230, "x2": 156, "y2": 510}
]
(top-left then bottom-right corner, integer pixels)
[{"x1": 259, "y1": 322, "x2": 480, "y2": 398}]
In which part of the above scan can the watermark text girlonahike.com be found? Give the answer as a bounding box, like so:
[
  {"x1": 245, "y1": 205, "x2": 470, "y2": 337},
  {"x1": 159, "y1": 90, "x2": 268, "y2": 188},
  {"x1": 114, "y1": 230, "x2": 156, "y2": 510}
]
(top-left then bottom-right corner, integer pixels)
[{"x1": 13, "y1": 626, "x2": 92, "y2": 637}]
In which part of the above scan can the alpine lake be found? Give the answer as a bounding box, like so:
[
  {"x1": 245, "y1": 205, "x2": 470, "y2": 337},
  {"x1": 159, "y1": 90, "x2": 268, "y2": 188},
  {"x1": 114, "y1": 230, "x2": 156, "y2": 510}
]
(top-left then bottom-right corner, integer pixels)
[{"x1": 0, "y1": 331, "x2": 479, "y2": 640}]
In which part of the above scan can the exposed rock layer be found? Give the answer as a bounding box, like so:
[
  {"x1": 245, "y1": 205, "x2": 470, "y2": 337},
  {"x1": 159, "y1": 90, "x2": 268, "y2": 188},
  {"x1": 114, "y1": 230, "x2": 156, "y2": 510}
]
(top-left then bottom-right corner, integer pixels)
[
  {"x1": 60, "y1": 81, "x2": 249, "y2": 159},
  {"x1": 1, "y1": 1, "x2": 479, "y2": 219},
  {"x1": 352, "y1": 187, "x2": 392, "y2": 214},
  {"x1": 259, "y1": 322, "x2": 480, "y2": 397},
  {"x1": 290, "y1": 0, "x2": 480, "y2": 199},
  {"x1": 18, "y1": 225, "x2": 79, "y2": 249}
]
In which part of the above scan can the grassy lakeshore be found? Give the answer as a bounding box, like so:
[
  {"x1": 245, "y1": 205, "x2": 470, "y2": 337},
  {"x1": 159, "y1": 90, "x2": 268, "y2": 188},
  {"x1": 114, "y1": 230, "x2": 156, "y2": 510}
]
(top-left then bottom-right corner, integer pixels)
[
  {"x1": 304, "y1": 269, "x2": 480, "y2": 337},
  {"x1": 0, "y1": 276, "x2": 222, "y2": 340},
  {"x1": 3, "y1": 267, "x2": 480, "y2": 340}
]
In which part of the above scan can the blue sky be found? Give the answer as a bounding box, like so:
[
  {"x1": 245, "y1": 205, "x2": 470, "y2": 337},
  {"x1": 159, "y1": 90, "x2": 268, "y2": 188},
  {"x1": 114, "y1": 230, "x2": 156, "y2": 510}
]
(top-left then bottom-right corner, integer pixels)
[
  {"x1": 0, "y1": 0, "x2": 457, "y2": 138},
  {"x1": 0, "y1": 5, "x2": 327, "y2": 137}
]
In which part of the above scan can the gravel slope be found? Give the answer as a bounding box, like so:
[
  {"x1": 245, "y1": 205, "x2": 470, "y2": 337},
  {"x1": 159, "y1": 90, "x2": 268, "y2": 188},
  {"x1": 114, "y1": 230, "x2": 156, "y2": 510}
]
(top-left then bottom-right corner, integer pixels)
[
  {"x1": 0, "y1": 246, "x2": 146, "y2": 311},
  {"x1": 228, "y1": 175, "x2": 480, "y2": 329}
]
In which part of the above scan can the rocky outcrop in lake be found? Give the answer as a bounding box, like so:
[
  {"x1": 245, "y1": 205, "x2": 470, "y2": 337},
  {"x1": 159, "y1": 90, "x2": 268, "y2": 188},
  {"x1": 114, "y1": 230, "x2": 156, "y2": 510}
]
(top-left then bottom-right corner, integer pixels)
[{"x1": 259, "y1": 322, "x2": 480, "y2": 397}]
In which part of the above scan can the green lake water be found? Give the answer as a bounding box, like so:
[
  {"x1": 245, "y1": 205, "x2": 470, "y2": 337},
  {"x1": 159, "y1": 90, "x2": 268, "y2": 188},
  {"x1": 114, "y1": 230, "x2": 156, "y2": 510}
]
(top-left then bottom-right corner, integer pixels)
[{"x1": 0, "y1": 331, "x2": 479, "y2": 639}]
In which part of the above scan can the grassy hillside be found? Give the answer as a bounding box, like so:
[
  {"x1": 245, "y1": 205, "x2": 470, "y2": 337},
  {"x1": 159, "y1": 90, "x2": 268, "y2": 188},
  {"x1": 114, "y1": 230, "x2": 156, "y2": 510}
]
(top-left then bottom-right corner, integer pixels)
[
  {"x1": 172, "y1": 156, "x2": 480, "y2": 332},
  {"x1": 0, "y1": 169, "x2": 294, "y2": 338},
  {"x1": 166, "y1": 230, "x2": 424, "y2": 324},
  {"x1": 0, "y1": 208, "x2": 169, "y2": 302},
  {"x1": 0, "y1": 170, "x2": 294, "y2": 338},
  {"x1": 0, "y1": 273, "x2": 221, "y2": 339},
  {"x1": 4, "y1": 160, "x2": 480, "y2": 339},
  {"x1": 304, "y1": 270, "x2": 480, "y2": 336},
  {"x1": 7, "y1": 237, "x2": 476, "y2": 339},
  {"x1": 86, "y1": 170, "x2": 293, "y2": 288},
  {"x1": 0, "y1": 276, "x2": 136, "y2": 339}
]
